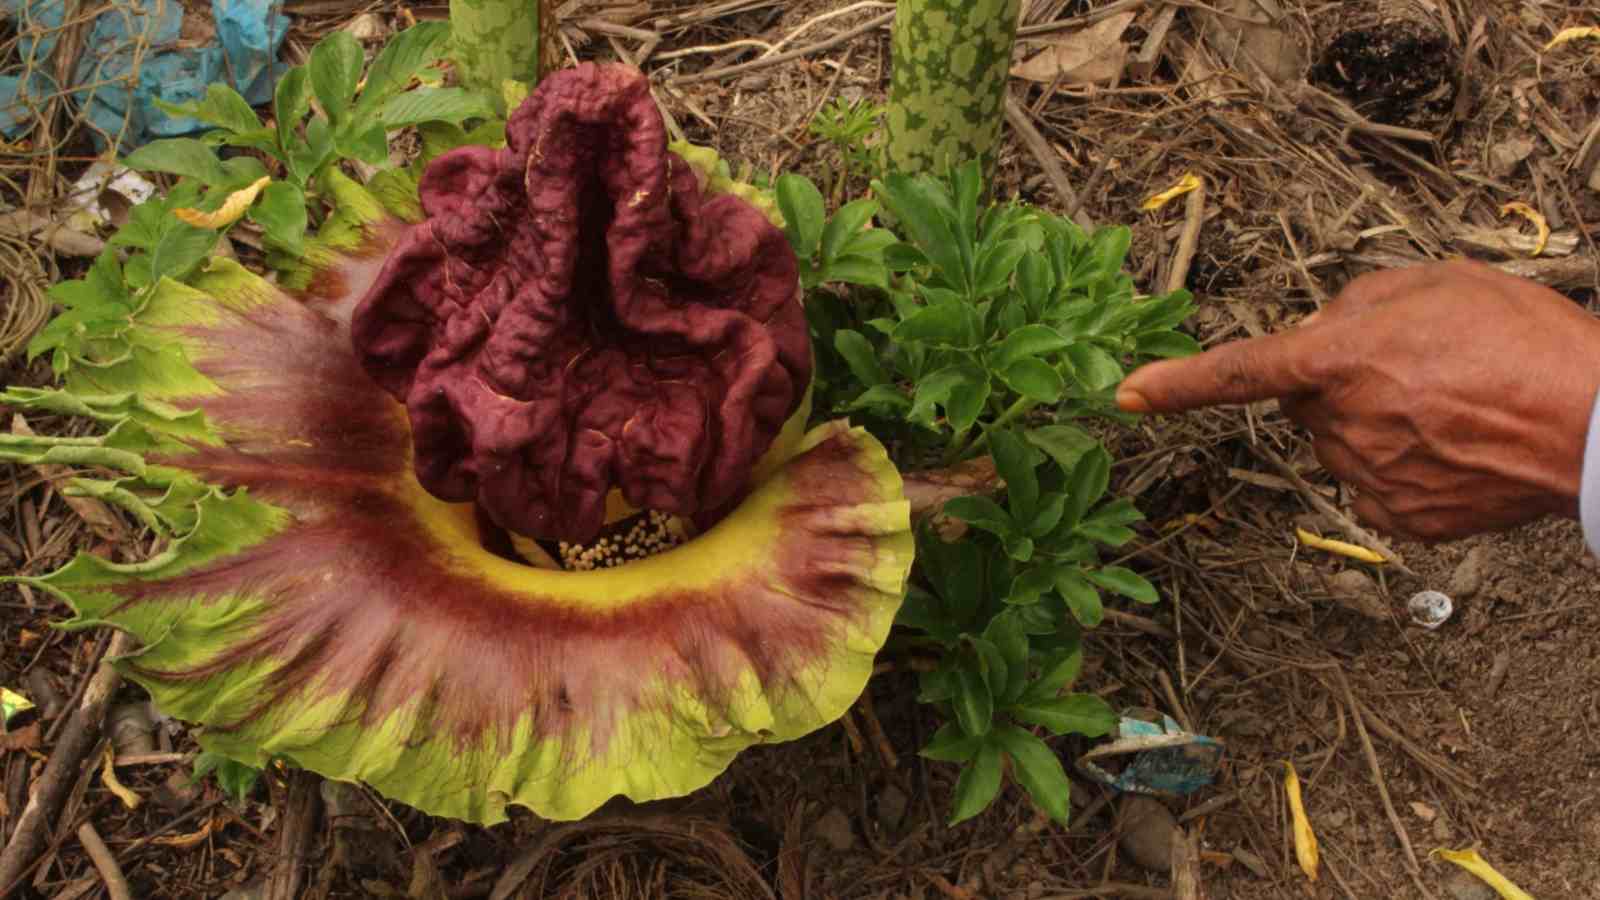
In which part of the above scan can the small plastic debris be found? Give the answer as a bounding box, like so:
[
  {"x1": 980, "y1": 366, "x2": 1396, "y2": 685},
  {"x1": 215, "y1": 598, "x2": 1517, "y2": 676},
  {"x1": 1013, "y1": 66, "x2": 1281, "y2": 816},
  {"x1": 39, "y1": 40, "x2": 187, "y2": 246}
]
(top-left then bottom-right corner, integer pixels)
[
  {"x1": 1077, "y1": 708, "x2": 1225, "y2": 797},
  {"x1": 0, "y1": 0, "x2": 288, "y2": 149},
  {"x1": 0, "y1": 687, "x2": 33, "y2": 728},
  {"x1": 1408, "y1": 590, "x2": 1454, "y2": 629},
  {"x1": 67, "y1": 162, "x2": 157, "y2": 232}
]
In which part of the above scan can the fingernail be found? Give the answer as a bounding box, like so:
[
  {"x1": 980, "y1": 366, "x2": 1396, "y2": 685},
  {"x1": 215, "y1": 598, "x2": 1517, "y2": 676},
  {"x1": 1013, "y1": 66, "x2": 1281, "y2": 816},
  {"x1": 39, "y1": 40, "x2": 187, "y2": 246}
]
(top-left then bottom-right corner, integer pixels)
[{"x1": 1115, "y1": 386, "x2": 1151, "y2": 413}]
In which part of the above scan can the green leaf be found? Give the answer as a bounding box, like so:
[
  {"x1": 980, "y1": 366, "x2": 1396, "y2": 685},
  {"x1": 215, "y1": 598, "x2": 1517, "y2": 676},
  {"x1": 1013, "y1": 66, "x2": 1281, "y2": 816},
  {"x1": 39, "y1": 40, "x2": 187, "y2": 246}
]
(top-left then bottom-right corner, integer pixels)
[
  {"x1": 874, "y1": 174, "x2": 966, "y2": 292},
  {"x1": 1024, "y1": 425, "x2": 1098, "y2": 473},
  {"x1": 921, "y1": 723, "x2": 985, "y2": 763},
  {"x1": 846, "y1": 384, "x2": 911, "y2": 415},
  {"x1": 288, "y1": 116, "x2": 336, "y2": 182},
  {"x1": 1006, "y1": 564, "x2": 1058, "y2": 606},
  {"x1": 1064, "y1": 343, "x2": 1123, "y2": 392},
  {"x1": 775, "y1": 174, "x2": 825, "y2": 257},
  {"x1": 309, "y1": 30, "x2": 365, "y2": 122},
  {"x1": 944, "y1": 495, "x2": 1013, "y2": 538},
  {"x1": 1086, "y1": 566, "x2": 1159, "y2": 604},
  {"x1": 359, "y1": 21, "x2": 451, "y2": 110},
  {"x1": 833, "y1": 330, "x2": 886, "y2": 386},
  {"x1": 377, "y1": 87, "x2": 494, "y2": 128},
  {"x1": 250, "y1": 182, "x2": 307, "y2": 255},
  {"x1": 1004, "y1": 534, "x2": 1035, "y2": 562},
  {"x1": 273, "y1": 66, "x2": 311, "y2": 151},
  {"x1": 908, "y1": 365, "x2": 979, "y2": 429},
  {"x1": 882, "y1": 240, "x2": 928, "y2": 271},
  {"x1": 1131, "y1": 289, "x2": 1194, "y2": 331},
  {"x1": 1017, "y1": 253, "x2": 1054, "y2": 316},
  {"x1": 122, "y1": 138, "x2": 227, "y2": 185},
  {"x1": 193, "y1": 751, "x2": 262, "y2": 804},
  {"x1": 148, "y1": 226, "x2": 217, "y2": 282},
  {"x1": 156, "y1": 83, "x2": 261, "y2": 134},
  {"x1": 1064, "y1": 446, "x2": 1111, "y2": 529},
  {"x1": 984, "y1": 611, "x2": 1030, "y2": 704},
  {"x1": 917, "y1": 530, "x2": 987, "y2": 629},
  {"x1": 1028, "y1": 493, "x2": 1068, "y2": 538},
  {"x1": 820, "y1": 198, "x2": 878, "y2": 264},
  {"x1": 988, "y1": 427, "x2": 1038, "y2": 525},
  {"x1": 1135, "y1": 330, "x2": 1202, "y2": 358},
  {"x1": 953, "y1": 667, "x2": 993, "y2": 738},
  {"x1": 1088, "y1": 225, "x2": 1132, "y2": 277},
  {"x1": 946, "y1": 372, "x2": 991, "y2": 435},
  {"x1": 991, "y1": 725, "x2": 1071, "y2": 825},
  {"x1": 894, "y1": 301, "x2": 978, "y2": 348},
  {"x1": 1000, "y1": 359, "x2": 1064, "y2": 403},
  {"x1": 1022, "y1": 647, "x2": 1084, "y2": 701},
  {"x1": 1009, "y1": 693, "x2": 1117, "y2": 738},
  {"x1": 336, "y1": 123, "x2": 390, "y2": 166},
  {"x1": 974, "y1": 238, "x2": 1027, "y2": 298},
  {"x1": 1053, "y1": 568, "x2": 1104, "y2": 627},
  {"x1": 992, "y1": 324, "x2": 1070, "y2": 369},
  {"x1": 1077, "y1": 521, "x2": 1136, "y2": 547},
  {"x1": 1083, "y1": 497, "x2": 1144, "y2": 528},
  {"x1": 822, "y1": 256, "x2": 888, "y2": 289},
  {"x1": 949, "y1": 742, "x2": 1003, "y2": 825}
]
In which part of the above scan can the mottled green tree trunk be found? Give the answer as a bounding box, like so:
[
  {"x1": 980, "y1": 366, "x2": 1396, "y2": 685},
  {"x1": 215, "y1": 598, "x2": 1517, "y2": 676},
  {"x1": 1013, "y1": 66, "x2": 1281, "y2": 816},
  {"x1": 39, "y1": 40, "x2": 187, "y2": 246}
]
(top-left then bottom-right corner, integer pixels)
[
  {"x1": 449, "y1": 0, "x2": 552, "y2": 111},
  {"x1": 884, "y1": 0, "x2": 1022, "y2": 176}
]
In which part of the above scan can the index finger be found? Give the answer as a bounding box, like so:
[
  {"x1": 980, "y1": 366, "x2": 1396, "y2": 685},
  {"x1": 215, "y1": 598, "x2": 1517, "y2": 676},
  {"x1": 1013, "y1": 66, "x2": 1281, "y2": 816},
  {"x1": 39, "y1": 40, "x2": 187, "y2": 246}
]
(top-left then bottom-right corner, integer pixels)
[{"x1": 1116, "y1": 327, "x2": 1328, "y2": 413}]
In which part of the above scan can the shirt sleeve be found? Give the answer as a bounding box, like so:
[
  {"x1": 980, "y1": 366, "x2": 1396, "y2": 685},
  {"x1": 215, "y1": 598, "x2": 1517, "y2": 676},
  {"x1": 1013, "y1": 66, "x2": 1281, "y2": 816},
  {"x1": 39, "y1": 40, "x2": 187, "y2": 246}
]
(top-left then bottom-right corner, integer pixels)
[{"x1": 1581, "y1": 387, "x2": 1600, "y2": 558}]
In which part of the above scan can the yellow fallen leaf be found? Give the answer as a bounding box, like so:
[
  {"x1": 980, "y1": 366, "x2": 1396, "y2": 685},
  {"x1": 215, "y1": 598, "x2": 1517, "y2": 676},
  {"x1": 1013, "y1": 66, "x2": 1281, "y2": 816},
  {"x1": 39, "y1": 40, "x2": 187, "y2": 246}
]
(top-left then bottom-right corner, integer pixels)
[
  {"x1": 172, "y1": 176, "x2": 271, "y2": 229},
  {"x1": 1544, "y1": 26, "x2": 1600, "y2": 51},
  {"x1": 1432, "y1": 848, "x2": 1535, "y2": 900},
  {"x1": 1, "y1": 687, "x2": 33, "y2": 725},
  {"x1": 1284, "y1": 761, "x2": 1318, "y2": 882},
  {"x1": 1294, "y1": 527, "x2": 1387, "y2": 564},
  {"x1": 100, "y1": 746, "x2": 142, "y2": 810},
  {"x1": 1498, "y1": 201, "x2": 1550, "y2": 257},
  {"x1": 152, "y1": 815, "x2": 216, "y2": 849},
  {"x1": 1141, "y1": 172, "x2": 1203, "y2": 211}
]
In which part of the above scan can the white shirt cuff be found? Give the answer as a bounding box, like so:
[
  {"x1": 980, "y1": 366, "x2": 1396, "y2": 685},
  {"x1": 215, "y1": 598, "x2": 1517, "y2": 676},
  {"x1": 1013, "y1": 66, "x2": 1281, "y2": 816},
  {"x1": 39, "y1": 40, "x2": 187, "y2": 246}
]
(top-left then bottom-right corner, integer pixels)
[{"x1": 1580, "y1": 387, "x2": 1600, "y2": 558}]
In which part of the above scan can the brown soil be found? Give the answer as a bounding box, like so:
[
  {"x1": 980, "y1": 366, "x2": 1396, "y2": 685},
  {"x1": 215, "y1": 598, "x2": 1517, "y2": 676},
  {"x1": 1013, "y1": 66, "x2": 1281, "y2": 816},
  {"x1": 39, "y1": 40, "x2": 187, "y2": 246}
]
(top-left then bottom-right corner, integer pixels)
[{"x1": 5, "y1": 0, "x2": 1600, "y2": 898}]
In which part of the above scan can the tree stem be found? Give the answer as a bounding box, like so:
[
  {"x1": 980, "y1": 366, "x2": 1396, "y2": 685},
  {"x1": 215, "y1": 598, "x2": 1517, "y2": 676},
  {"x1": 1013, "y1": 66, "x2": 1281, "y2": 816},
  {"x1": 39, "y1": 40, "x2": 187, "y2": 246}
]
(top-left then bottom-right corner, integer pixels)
[
  {"x1": 448, "y1": 0, "x2": 551, "y2": 111},
  {"x1": 884, "y1": 0, "x2": 1023, "y2": 177}
]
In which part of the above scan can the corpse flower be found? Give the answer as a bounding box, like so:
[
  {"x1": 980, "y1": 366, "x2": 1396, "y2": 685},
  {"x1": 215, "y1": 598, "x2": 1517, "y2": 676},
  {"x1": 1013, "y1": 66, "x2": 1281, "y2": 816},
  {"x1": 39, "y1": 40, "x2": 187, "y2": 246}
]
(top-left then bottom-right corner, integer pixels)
[{"x1": 3, "y1": 63, "x2": 913, "y2": 823}]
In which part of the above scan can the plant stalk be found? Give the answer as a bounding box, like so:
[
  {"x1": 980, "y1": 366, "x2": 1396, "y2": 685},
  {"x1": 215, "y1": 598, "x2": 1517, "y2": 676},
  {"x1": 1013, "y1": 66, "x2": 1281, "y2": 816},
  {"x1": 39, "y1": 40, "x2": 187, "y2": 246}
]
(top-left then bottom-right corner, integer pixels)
[
  {"x1": 448, "y1": 0, "x2": 554, "y2": 111},
  {"x1": 884, "y1": 0, "x2": 1023, "y2": 177},
  {"x1": 945, "y1": 395, "x2": 1035, "y2": 464}
]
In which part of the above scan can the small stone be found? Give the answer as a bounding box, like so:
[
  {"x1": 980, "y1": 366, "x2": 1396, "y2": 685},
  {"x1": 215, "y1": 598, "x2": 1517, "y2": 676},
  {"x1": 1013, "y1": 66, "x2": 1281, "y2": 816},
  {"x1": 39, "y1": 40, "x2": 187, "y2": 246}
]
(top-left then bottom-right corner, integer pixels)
[
  {"x1": 813, "y1": 806, "x2": 856, "y2": 852},
  {"x1": 1448, "y1": 546, "x2": 1491, "y2": 599},
  {"x1": 1117, "y1": 795, "x2": 1177, "y2": 872},
  {"x1": 1326, "y1": 568, "x2": 1388, "y2": 620},
  {"x1": 1231, "y1": 846, "x2": 1269, "y2": 878},
  {"x1": 1442, "y1": 868, "x2": 1496, "y2": 900},
  {"x1": 876, "y1": 784, "x2": 908, "y2": 832},
  {"x1": 345, "y1": 13, "x2": 385, "y2": 42},
  {"x1": 154, "y1": 770, "x2": 203, "y2": 812},
  {"x1": 1488, "y1": 136, "x2": 1536, "y2": 178}
]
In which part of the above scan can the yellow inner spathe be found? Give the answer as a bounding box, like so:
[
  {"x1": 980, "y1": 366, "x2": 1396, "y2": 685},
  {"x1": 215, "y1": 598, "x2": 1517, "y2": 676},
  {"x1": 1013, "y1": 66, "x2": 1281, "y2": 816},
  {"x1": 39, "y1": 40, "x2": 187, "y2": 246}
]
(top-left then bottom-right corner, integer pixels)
[{"x1": 398, "y1": 388, "x2": 817, "y2": 609}]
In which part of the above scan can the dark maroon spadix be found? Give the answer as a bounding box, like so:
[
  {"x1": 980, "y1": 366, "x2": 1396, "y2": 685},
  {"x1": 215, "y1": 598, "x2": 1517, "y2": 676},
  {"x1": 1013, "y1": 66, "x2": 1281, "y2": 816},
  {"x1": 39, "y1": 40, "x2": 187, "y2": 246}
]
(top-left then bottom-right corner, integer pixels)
[{"x1": 350, "y1": 63, "x2": 810, "y2": 544}]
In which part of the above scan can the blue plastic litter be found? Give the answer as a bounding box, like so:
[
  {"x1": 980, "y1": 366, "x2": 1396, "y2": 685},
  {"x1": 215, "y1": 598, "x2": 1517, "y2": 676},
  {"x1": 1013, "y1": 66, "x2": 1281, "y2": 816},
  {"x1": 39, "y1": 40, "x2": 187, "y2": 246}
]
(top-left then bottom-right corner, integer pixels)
[
  {"x1": 1077, "y1": 711, "x2": 1225, "y2": 798},
  {"x1": 0, "y1": 0, "x2": 288, "y2": 149}
]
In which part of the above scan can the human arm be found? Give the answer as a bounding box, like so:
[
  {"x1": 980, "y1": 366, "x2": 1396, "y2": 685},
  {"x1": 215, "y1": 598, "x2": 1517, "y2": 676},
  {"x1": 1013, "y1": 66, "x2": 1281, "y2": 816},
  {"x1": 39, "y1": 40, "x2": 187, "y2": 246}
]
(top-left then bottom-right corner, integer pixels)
[{"x1": 1115, "y1": 260, "x2": 1600, "y2": 545}]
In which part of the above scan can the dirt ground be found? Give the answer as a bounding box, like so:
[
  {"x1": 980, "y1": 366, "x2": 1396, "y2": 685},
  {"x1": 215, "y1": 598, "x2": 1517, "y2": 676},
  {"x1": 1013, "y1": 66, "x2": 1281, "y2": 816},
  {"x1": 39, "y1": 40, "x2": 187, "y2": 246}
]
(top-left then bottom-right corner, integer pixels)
[{"x1": 4, "y1": 0, "x2": 1600, "y2": 897}]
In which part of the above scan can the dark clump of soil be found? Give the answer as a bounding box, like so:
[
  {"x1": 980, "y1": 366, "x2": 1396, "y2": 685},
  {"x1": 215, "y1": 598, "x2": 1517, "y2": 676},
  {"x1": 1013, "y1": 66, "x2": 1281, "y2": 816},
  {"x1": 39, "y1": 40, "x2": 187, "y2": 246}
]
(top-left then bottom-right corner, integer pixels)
[{"x1": 1311, "y1": 22, "x2": 1456, "y2": 128}]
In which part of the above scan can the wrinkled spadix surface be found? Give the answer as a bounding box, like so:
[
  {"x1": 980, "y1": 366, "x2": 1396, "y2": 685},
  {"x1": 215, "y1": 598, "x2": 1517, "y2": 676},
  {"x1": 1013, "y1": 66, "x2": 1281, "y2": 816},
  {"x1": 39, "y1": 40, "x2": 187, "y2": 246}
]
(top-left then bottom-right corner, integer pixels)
[
  {"x1": 352, "y1": 63, "x2": 812, "y2": 544},
  {"x1": 3, "y1": 135, "x2": 911, "y2": 824}
]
